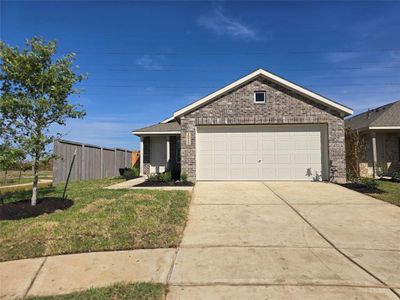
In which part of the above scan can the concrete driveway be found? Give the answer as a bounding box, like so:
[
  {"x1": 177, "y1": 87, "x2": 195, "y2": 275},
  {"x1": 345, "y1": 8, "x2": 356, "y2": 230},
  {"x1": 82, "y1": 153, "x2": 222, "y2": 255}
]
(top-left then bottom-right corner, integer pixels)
[{"x1": 167, "y1": 182, "x2": 400, "y2": 299}]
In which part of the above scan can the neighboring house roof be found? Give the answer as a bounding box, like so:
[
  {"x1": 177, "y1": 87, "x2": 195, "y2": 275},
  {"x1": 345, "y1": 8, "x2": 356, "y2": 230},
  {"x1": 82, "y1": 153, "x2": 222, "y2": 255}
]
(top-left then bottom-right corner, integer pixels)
[
  {"x1": 346, "y1": 100, "x2": 400, "y2": 130},
  {"x1": 132, "y1": 121, "x2": 181, "y2": 135},
  {"x1": 170, "y1": 68, "x2": 353, "y2": 119}
]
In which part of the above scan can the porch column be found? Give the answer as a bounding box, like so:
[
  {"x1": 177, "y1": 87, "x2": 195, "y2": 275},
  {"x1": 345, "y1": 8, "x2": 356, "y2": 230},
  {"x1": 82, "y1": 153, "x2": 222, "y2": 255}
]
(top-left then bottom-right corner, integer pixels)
[
  {"x1": 166, "y1": 136, "x2": 170, "y2": 170},
  {"x1": 371, "y1": 132, "x2": 377, "y2": 178},
  {"x1": 140, "y1": 136, "x2": 144, "y2": 176}
]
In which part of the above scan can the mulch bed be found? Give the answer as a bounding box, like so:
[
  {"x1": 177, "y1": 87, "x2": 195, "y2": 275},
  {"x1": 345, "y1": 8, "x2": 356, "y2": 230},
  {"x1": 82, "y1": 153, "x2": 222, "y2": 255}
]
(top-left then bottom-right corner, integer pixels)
[
  {"x1": 339, "y1": 183, "x2": 382, "y2": 194},
  {"x1": 136, "y1": 181, "x2": 194, "y2": 187},
  {"x1": 0, "y1": 197, "x2": 73, "y2": 220}
]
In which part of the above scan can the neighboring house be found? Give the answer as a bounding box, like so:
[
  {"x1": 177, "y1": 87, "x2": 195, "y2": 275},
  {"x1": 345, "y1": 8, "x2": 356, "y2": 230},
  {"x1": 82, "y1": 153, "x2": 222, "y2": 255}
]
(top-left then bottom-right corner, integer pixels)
[
  {"x1": 346, "y1": 100, "x2": 400, "y2": 178},
  {"x1": 133, "y1": 69, "x2": 353, "y2": 183}
]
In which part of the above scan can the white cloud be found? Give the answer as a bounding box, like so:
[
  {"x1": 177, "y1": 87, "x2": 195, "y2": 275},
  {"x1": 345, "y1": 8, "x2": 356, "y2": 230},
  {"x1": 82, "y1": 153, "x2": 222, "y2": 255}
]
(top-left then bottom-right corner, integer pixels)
[
  {"x1": 136, "y1": 55, "x2": 165, "y2": 70},
  {"x1": 197, "y1": 7, "x2": 257, "y2": 40},
  {"x1": 325, "y1": 52, "x2": 363, "y2": 63}
]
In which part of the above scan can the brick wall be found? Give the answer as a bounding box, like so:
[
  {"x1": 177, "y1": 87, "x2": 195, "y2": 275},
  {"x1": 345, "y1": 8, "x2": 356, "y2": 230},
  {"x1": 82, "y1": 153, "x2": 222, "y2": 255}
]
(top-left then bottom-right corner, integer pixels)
[{"x1": 180, "y1": 77, "x2": 347, "y2": 182}]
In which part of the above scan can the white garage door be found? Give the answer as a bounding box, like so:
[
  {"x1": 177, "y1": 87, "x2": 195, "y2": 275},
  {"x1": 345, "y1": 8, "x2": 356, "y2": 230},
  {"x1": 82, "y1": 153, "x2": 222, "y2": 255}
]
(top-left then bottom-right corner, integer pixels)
[{"x1": 196, "y1": 125, "x2": 328, "y2": 181}]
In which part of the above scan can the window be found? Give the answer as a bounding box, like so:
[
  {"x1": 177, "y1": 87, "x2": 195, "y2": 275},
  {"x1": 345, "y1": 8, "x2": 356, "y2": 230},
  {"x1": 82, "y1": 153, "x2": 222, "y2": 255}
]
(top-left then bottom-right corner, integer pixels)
[{"x1": 254, "y1": 91, "x2": 266, "y2": 103}]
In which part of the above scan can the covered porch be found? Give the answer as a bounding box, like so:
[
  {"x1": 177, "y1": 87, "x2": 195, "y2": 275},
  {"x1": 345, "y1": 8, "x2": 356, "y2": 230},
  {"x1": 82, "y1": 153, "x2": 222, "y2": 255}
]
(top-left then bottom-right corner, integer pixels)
[
  {"x1": 132, "y1": 121, "x2": 181, "y2": 176},
  {"x1": 361, "y1": 129, "x2": 400, "y2": 178}
]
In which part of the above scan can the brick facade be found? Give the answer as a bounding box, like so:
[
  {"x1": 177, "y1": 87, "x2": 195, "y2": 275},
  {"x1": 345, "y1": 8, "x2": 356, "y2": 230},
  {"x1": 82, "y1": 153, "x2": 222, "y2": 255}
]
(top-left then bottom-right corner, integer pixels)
[{"x1": 180, "y1": 77, "x2": 347, "y2": 182}]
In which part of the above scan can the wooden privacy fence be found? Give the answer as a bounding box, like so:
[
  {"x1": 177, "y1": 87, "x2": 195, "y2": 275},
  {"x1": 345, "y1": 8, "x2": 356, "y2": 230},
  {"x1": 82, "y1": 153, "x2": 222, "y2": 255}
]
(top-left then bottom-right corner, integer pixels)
[{"x1": 53, "y1": 140, "x2": 133, "y2": 185}]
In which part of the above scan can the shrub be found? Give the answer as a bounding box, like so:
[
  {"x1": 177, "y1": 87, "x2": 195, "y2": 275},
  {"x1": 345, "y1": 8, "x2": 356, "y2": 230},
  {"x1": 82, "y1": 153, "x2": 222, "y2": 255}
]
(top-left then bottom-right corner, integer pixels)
[
  {"x1": 132, "y1": 166, "x2": 140, "y2": 176},
  {"x1": 123, "y1": 167, "x2": 140, "y2": 180},
  {"x1": 181, "y1": 172, "x2": 188, "y2": 182},
  {"x1": 147, "y1": 173, "x2": 159, "y2": 182},
  {"x1": 359, "y1": 177, "x2": 378, "y2": 190},
  {"x1": 391, "y1": 171, "x2": 400, "y2": 182},
  {"x1": 346, "y1": 170, "x2": 358, "y2": 183},
  {"x1": 159, "y1": 172, "x2": 172, "y2": 182},
  {"x1": 119, "y1": 168, "x2": 130, "y2": 176}
]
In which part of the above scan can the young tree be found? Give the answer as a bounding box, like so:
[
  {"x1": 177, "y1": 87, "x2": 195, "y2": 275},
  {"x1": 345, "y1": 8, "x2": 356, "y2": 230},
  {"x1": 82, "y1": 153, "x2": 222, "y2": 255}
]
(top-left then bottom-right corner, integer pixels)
[{"x1": 0, "y1": 37, "x2": 86, "y2": 205}]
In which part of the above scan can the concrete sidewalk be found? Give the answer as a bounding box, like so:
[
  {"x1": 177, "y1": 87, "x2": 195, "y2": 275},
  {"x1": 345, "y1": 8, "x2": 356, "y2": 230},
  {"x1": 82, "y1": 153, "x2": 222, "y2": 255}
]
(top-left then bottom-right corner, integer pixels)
[
  {"x1": 166, "y1": 182, "x2": 400, "y2": 299},
  {"x1": 0, "y1": 179, "x2": 52, "y2": 191},
  {"x1": 0, "y1": 249, "x2": 175, "y2": 299},
  {"x1": 104, "y1": 177, "x2": 145, "y2": 189}
]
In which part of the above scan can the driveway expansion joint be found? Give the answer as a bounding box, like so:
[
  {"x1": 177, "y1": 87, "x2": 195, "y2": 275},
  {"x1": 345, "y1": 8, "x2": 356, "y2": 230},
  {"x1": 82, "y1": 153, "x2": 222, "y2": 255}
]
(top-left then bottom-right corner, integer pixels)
[
  {"x1": 179, "y1": 245, "x2": 333, "y2": 249},
  {"x1": 262, "y1": 182, "x2": 400, "y2": 299},
  {"x1": 168, "y1": 282, "x2": 397, "y2": 289},
  {"x1": 23, "y1": 257, "x2": 47, "y2": 299},
  {"x1": 166, "y1": 248, "x2": 179, "y2": 284}
]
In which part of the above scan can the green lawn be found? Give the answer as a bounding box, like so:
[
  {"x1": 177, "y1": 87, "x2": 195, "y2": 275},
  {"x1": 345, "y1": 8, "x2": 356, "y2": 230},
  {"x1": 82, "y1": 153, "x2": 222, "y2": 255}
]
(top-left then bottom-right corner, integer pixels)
[
  {"x1": 27, "y1": 282, "x2": 165, "y2": 300},
  {"x1": 0, "y1": 178, "x2": 190, "y2": 261},
  {"x1": 368, "y1": 180, "x2": 400, "y2": 206}
]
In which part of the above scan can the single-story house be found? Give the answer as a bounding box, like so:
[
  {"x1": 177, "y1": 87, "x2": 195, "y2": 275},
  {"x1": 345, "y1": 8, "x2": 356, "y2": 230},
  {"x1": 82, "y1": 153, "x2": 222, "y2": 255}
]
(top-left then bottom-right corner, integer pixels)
[
  {"x1": 345, "y1": 100, "x2": 400, "y2": 178},
  {"x1": 133, "y1": 69, "x2": 353, "y2": 183}
]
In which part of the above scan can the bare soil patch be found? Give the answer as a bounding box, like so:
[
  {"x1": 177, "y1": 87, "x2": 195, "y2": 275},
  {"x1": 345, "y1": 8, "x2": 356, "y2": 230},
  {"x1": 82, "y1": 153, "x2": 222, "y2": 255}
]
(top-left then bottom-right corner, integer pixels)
[{"x1": 0, "y1": 197, "x2": 73, "y2": 220}]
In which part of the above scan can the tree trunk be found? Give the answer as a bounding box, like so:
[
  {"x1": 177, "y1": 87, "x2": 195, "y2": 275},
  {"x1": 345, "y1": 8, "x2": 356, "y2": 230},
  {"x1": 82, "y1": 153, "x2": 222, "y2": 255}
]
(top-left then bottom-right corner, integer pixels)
[
  {"x1": 19, "y1": 162, "x2": 23, "y2": 183},
  {"x1": 4, "y1": 169, "x2": 7, "y2": 184},
  {"x1": 31, "y1": 158, "x2": 39, "y2": 206}
]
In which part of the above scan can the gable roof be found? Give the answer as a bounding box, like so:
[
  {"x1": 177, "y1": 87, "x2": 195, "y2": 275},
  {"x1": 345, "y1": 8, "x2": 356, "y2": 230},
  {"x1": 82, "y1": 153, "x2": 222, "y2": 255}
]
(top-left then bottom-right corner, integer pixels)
[
  {"x1": 172, "y1": 69, "x2": 353, "y2": 118},
  {"x1": 132, "y1": 121, "x2": 181, "y2": 135},
  {"x1": 346, "y1": 100, "x2": 400, "y2": 130}
]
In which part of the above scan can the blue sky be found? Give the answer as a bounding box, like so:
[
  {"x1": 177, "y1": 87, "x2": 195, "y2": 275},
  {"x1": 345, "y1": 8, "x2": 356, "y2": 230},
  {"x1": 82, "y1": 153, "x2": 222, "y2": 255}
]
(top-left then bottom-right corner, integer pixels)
[{"x1": 1, "y1": 1, "x2": 400, "y2": 150}]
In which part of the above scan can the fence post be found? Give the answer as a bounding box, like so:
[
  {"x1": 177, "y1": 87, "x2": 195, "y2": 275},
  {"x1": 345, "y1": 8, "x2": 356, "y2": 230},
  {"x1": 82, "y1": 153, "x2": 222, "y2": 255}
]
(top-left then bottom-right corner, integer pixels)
[
  {"x1": 81, "y1": 144, "x2": 85, "y2": 181},
  {"x1": 114, "y1": 148, "x2": 117, "y2": 176},
  {"x1": 124, "y1": 150, "x2": 127, "y2": 168},
  {"x1": 100, "y1": 147, "x2": 104, "y2": 178},
  {"x1": 53, "y1": 140, "x2": 58, "y2": 185}
]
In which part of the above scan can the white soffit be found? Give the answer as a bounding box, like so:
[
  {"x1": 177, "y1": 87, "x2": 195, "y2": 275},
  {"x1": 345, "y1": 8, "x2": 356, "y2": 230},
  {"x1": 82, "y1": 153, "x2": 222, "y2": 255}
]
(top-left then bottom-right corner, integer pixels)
[
  {"x1": 369, "y1": 126, "x2": 400, "y2": 130},
  {"x1": 160, "y1": 116, "x2": 175, "y2": 124}
]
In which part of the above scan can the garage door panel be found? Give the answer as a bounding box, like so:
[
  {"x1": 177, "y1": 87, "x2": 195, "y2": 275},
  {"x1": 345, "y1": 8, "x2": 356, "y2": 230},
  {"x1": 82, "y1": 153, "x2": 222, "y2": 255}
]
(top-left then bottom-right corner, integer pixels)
[
  {"x1": 261, "y1": 166, "x2": 276, "y2": 179},
  {"x1": 293, "y1": 152, "x2": 310, "y2": 163},
  {"x1": 276, "y1": 154, "x2": 290, "y2": 164},
  {"x1": 308, "y1": 139, "x2": 321, "y2": 152},
  {"x1": 245, "y1": 167, "x2": 259, "y2": 178},
  {"x1": 276, "y1": 141, "x2": 291, "y2": 150},
  {"x1": 214, "y1": 167, "x2": 228, "y2": 178},
  {"x1": 261, "y1": 154, "x2": 275, "y2": 163},
  {"x1": 231, "y1": 168, "x2": 245, "y2": 178},
  {"x1": 294, "y1": 167, "x2": 309, "y2": 178},
  {"x1": 310, "y1": 154, "x2": 322, "y2": 164},
  {"x1": 276, "y1": 167, "x2": 292, "y2": 179},
  {"x1": 245, "y1": 155, "x2": 258, "y2": 164},
  {"x1": 197, "y1": 125, "x2": 326, "y2": 181}
]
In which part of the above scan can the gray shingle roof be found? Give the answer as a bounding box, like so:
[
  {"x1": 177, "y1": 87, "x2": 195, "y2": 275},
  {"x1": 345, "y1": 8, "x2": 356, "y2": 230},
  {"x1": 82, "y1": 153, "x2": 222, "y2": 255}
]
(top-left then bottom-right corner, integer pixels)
[
  {"x1": 345, "y1": 100, "x2": 400, "y2": 130},
  {"x1": 132, "y1": 121, "x2": 181, "y2": 134}
]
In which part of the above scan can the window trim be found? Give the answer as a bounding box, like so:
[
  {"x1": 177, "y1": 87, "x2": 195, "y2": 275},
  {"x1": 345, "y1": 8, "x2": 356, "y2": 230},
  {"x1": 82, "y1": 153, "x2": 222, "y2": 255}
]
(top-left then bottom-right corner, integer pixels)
[{"x1": 254, "y1": 91, "x2": 266, "y2": 104}]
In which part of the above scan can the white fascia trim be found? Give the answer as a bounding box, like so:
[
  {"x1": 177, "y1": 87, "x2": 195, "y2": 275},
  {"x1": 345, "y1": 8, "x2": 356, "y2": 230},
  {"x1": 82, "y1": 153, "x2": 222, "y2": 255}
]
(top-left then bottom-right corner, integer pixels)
[
  {"x1": 369, "y1": 126, "x2": 400, "y2": 130},
  {"x1": 161, "y1": 116, "x2": 175, "y2": 123},
  {"x1": 173, "y1": 68, "x2": 353, "y2": 118},
  {"x1": 132, "y1": 131, "x2": 181, "y2": 135}
]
